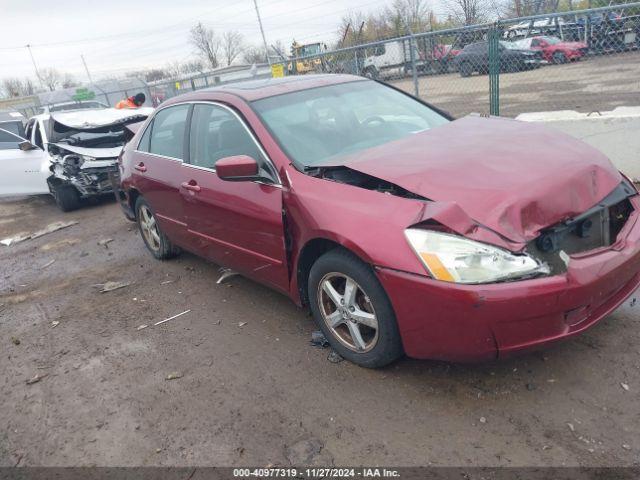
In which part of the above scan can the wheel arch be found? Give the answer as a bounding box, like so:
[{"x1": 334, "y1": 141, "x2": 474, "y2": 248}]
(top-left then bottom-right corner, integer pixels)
[{"x1": 295, "y1": 237, "x2": 373, "y2": 307}]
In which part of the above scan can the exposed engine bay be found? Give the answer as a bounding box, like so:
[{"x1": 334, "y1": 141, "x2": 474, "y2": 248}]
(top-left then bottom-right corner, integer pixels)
[
  {"x1": 309, "y1": 166, "x2": 427, "y2": 200},
  {"x1": 46, "y1": 109, "x2": 151, "y2": 197}
]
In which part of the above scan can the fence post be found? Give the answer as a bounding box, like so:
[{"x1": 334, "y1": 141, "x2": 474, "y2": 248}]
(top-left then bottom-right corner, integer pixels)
[
  {"x1": 488, "y1": 22, "x2": 500, "y2": 116},
  {"x1": 408, "y1": 34, "x2": 419, "y2": 98}
]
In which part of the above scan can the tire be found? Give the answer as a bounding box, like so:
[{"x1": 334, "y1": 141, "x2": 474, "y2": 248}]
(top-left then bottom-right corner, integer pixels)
[
  {"x1": 363, "y1": 67, "x2": 379, "y2": 80},
  {"x1": 459, "y1": 62, "x2": 473, "y2": 77},
  {"x1": 552, "y1": 51, "x2": 567, "y2": 64},
  {"x1": 135, "y1": 196, "x2": 179, "y2": 260},
  {"x1": 308, "y1": 248, "x2": 403, "y2": 368},
  {"x1": 53, "y1": 184, "x2": 80, "y2": 212}
]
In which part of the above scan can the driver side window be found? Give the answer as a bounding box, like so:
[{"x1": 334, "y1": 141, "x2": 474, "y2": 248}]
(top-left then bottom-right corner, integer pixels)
[{"x1": 34, "y1": 123, "x2": 44, "y2": 149}]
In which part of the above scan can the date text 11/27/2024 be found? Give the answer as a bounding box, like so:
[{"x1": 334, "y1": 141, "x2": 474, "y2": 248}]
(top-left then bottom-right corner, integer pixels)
[{"x1": 233, "y1": 468, "x2": 401, "y2": 478}]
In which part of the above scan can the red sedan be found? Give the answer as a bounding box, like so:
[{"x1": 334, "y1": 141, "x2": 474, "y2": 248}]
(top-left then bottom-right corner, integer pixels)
[
  {"x1": 515, "y1": 35, "x2": 588, "y2": 63},
  {"x1": 116, "y1": 74, "x2": 640, "y2": 367}
]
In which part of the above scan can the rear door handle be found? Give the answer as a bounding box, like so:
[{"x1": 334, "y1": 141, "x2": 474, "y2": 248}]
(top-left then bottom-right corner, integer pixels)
[
  {"x1": 181, "y1": 181, "x2": 201, "y2": 193},
  {"x1": 134, "y1": 163, "x2": 147, "y2": 172}
]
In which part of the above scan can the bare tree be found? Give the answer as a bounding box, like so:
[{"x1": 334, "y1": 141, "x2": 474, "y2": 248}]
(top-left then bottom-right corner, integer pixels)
[
  {"x1": 242, "y1": 45, "x2": 267, "y2": 64},
  {"x1": 388, "y1": 0, "x2": 432, "y2": 32},
  {"x1": 443, "y1": 0, "x2": 488, "y2": 25},
  {"x1": 1, "y1": 77, "x2": 35, "y2": 98},
  {"x1": 190, "y1": 22, "x2": 220, "y2": 69},
  {"x1": 62, "y1": 73, "x2": 78, "y2": 89},
  {"x1": 222, "y1": 31, "x2": 244, "y2": 66},
  {"x1": 38, "y1": 68, "x2": 63, "y2": 91}
]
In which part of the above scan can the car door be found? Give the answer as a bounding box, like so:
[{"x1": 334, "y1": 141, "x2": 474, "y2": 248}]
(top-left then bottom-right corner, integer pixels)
[
  {"x1": 0, "y1": 128, "x2": 50, "y2": 196},
  {"x1": 133, "y1": 104, "x2": 191, "y2": 244},
  {"x1": 180, "y1": 102, "x2": 289, "y2": 293}
]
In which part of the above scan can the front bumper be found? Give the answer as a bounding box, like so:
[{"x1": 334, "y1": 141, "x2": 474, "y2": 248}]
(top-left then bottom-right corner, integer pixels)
[{"x1": 376, "y1": 199, "x2": 640, "y2": 362}]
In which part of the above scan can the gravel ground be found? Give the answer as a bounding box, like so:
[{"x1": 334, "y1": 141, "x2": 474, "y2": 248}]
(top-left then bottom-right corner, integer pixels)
[
  {"x1": 1, "y1": 195, "x2": 639, "y2": 467},
  {"x1": 391, "y1": 49, "x2": 640, "y2": 117}
]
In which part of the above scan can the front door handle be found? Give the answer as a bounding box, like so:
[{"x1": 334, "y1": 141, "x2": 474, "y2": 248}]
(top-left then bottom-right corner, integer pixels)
[
  {"x1": 134, "y1": 163, "x2": 147, "y2": 172},
  {"x1": 181, "y1": 181, "x2": 201, "y2": 193}
]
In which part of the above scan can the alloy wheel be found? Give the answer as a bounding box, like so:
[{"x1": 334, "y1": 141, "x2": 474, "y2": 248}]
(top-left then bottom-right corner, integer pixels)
[
  {"x1": 317, "y1": 272, "x2": 379, "y2": 353},
  {"x1": 139, "y1": 205, "x2": 161, "y2": 252}
]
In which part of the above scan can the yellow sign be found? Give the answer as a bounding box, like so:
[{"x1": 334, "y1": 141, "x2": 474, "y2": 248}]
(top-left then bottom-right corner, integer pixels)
[
  {"x1": 175, "y1": 82, "x2": 181, "y2": 90},
  {"x1": 271, "y1": 64, "x2": 284, "y2": 78}
]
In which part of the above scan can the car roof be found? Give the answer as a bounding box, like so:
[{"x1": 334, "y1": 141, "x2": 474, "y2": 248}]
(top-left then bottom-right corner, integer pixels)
[{"x1": 165, "y1": 74, "x2": 366, "y2": 103}]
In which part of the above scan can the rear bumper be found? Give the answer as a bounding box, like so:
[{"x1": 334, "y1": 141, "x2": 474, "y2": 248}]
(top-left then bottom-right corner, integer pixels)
[
  {"x1": 376, "y1": 203, "x2": 640, "y2": 362},
  {"x1": 109, "y1": 172, "x2": 135, "y2": 221}
]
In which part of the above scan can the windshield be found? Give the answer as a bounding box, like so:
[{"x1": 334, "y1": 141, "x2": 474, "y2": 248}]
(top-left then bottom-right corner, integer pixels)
[
  {"x1": 48, "y1": 101, "x2": 107, "y2": 112},
  {"x1": 500, "y1": 41, "x2": 520, "y2": 50},
  {"x1": 252, "y1": 81, "x2": 449, "y2": 168},
  {"x1": 539, "y1": 36, "x2": 560, "y2": 44}
]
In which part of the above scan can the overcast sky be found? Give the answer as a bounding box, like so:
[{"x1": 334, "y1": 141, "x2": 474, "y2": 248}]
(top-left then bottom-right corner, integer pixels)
[{"x1": 0, "y1": 0, "x2": 449, "y2": 82}]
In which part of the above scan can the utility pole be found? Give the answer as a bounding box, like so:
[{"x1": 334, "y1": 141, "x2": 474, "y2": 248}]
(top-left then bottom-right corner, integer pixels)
[
  {"x1": 252, "y1": 0, "x2": 271, "y2": 66},
  {"x1": 81, "y1": 54, "x2": 94, "y2": 84},
  {"x1": 26, "y1": 44, "x2": 42, "y2": 86}
]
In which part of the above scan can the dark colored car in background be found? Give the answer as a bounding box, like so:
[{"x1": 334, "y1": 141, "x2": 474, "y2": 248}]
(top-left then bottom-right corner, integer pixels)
[
  {"x1": 116, "y1": 74, "x2": 640, "y2": 368},
  {"x1": 454, "y1": 41, "x2": 543, "y2": 77},
  {"x1": 513, "y1": 35, "x2": 588, "y2": 63}
]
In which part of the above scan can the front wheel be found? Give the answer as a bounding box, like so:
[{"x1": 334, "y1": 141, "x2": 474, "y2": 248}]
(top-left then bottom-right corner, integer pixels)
[
  {"x1": 363, "y1": 67, "x2": 379, "y2": 80},
  {"x1": 135, "y1": 197, "x2": 179, "y2": 260},
  {"x1": 308, "y1": 249, "x2": 403, "y2": 368},
  {"x1": 459, "y1": 62, "x2": 473, "y2": 77},
  {"x1": 53, "y1": 184, "x2": 80, "y2": 212}
]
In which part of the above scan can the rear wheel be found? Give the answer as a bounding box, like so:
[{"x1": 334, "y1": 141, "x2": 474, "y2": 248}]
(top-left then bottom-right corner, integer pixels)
[
  {"x1": 308, "y1": 249, "x2": 403, "y2": 368},
  {"x1": 135, "y1": 197, "x2": 179, "y2": 260},
  {"x1": 459, "y1": 62, "x2": 473, "y2": 77},
  {"x1": 552, "y1": 51, "x2": 567, "y2": 64},
  {"x1": 53, "y1": 184, "x2": 80, "y2": 212},
  {"x1": 363, "y1": 67, "x2": 379, "y2": 79}
]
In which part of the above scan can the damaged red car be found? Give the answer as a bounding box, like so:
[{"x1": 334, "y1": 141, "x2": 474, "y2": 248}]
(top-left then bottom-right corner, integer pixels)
[{"x1": 116, "y1": 74, "x2": 640, "y2": 367}]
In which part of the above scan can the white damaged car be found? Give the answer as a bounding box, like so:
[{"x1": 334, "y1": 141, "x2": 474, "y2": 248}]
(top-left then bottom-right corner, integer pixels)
[{"x1": 0, "y1": 107, "x2": 152, "y2": 211}]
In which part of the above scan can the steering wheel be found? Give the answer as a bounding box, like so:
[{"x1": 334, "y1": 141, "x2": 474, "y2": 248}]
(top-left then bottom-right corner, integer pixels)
[{"x1": 361, "y1": 116, "x2": 387, "y2": 127}]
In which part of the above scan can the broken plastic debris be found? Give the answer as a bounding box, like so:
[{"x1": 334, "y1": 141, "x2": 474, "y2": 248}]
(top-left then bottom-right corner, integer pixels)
[
  {"x1": 327, "y1": 350, "x2": 343, "y2": 363},
  {"x1": 41, "y1": 259, "x2": 56, "y2": 269},
  {"x1": 0, "y1": 221, "x2": 78, "y2": 246},
  {"x1": 26, "y1": 373, "x2": 48, "y2": 385},
  {"x1": 93, "y1": 281, "x2": 131, "y2": 293},
  {"x1": 479, "y1": 417, "x2": 487, "y2": 424},
  {"x1": 154, "y1": 309, "x2": 191, "y2": 326},
  {"x1": 621, "y1": 382, "x2": 630, "y2": 391},
  {"x1": 217, "y1": 267, "x2": 239, "y2": 284},
  {"x1": 238, "y1": 322, "x2": 247, "y2": 327},
  {"x1": 166, "y1": 372, "x2": 182, "y2": 380},
  {"x1": 136, "y1": 324, "x2": 148, "y2": 331},
  {"x1": 51, "y1": 321, "x2": 60, "y2": 328},
  {"x1": 310, "y1": 330, "x2": 329, "y2": 348},
  {"x1": 98, "y1": 238, "x2": 114, "y2": 248}
]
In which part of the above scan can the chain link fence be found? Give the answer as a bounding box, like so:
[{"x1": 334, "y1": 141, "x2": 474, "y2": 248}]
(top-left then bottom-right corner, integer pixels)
[
  {"x1": 2, "y1": 3, "x2": 638, "y2": 119},
  {"x1": 282, "y1": 2, "x2": 640, "y2": 118}
]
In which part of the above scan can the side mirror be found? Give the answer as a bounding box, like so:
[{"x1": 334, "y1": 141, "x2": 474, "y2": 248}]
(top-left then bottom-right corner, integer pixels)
[
  {"x1": 215, "y1": 155, "x2": 260, "y2": 182},
  {"x1": 18, "y1": 140, "x2": 38, "y2": 151}
]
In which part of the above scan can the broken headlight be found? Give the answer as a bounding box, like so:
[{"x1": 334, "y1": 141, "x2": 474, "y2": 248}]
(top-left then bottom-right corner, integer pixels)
[{"x1": 405, "y1": 229, "x2": 549, "y2": 284}]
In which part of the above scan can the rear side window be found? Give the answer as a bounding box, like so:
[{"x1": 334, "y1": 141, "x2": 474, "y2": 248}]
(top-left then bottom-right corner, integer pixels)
[
  {"x1": 188, "y1": 104, "x2": 264, "y2": 170},
  {"x1": 0, "y1": 128, "x2": 22, "y2": 150},
  {"x1": 149, "y1": 104, "x2": 190, "y2": 160}
]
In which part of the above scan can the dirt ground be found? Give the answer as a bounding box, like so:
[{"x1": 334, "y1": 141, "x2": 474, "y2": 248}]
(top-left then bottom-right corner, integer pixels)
[
  {"x1": 1, "y1": 195, "x2": 639, "y2": 467},
  {"x1": 392, "y1": 49, "x2": 640, "y2": 117}
]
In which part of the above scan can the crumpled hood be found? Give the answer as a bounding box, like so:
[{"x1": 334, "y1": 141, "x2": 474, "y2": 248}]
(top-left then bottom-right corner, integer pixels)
[
  {"x1": 50, "y1": 107, "x2": 154, "y2": 130},
  {"x1": 332, "y1": 116, "x2": 621, "y2": 243},
  {"x1": 51, "y1": 143, "x2": 122, "y2": 159}
]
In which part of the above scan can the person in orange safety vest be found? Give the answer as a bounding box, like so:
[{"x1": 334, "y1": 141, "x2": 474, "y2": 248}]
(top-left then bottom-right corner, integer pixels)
[{"x1": 115, "y1": 92, "x2": 146, "y2": 109}]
